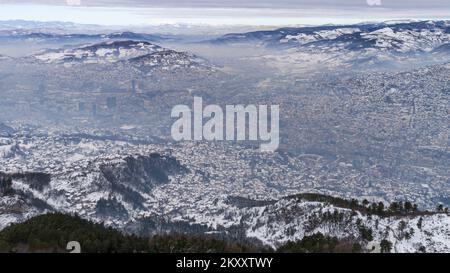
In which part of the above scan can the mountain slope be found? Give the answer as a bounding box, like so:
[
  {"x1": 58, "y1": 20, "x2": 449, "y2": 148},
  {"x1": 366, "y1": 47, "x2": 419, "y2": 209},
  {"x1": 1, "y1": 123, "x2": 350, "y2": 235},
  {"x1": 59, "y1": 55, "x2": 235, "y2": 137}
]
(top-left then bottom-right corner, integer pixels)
[
  {"x1": 210, "y1": 20, "x2": 450, "y2": 70},
  {"x1": 27, "y1": 40, "x2": 217, "y2": 75},
  {"x1": 0, "y1": 152, "x2": 189, "y2": 230},
  {"x1": 0, "y1": 213, "x2": 261, "y2": 253},
  {"x1": 0, "y1": 29, "x2": 167, "y2": 43},
  {"x1": 32, "y1": 40, "x2": 163, "y2": 64},
  {"x1": 0, "y1": 121, "x2": 449, "y2": 253},
  {"x1": 213, "y1": 21, "x2": 450, "y2": 51},
  {"x1": 228, "y1": 195, "x2": 450, "y2": 253},
  {"x1": 2, "y1": 162, "x2": 449, "y2": 253},
  {"x1": 128, "y1": 50, "x2": 214, "y2": 73}
]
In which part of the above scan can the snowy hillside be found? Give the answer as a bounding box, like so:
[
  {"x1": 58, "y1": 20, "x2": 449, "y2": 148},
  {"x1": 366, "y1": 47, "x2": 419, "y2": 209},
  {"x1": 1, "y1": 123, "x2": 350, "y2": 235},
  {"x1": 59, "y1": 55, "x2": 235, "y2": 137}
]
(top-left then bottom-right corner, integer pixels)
[
  {"x1": 0, "y1": 129, "x2": 449, "y2": 253},
  {"x1": 32, "y1": 40, "x2": 164, "y2": 64},
  {"x1": 211, "y1": 20, "x2": 450, "y2": 70},
  {"x1": 26, "y1": 40, "x2": 216, "y2": 75},
  {"x1": 129, "y1": 50, "x2": 214, "y2": 73},
  {"x1": 0, "y1": 28, "x2": 167, "y2": 43},
  {"x1": 186, "y1": 196, "x2": 450, "y2": 253},
  {"x1": 215, "y1": 21, "x2": 450, "y2": 52},
  {"x1": 1, "y1": 19, "x2": 449, "y2": 253}
]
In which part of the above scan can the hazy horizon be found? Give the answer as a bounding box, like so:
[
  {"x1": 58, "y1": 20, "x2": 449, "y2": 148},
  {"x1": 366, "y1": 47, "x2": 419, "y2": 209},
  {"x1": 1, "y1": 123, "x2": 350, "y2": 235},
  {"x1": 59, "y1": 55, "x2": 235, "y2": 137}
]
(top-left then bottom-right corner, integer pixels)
[{"x1": 0, "y1": 1, "x2": 450, "y2": 27}]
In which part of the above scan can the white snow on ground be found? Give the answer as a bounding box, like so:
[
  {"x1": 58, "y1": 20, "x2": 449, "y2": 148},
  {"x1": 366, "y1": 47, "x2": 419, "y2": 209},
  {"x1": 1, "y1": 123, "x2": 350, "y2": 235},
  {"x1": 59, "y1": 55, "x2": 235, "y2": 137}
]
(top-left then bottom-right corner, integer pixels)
[
  {"x1": 281, "y1": 28, "x2": 361, "y2": 44},
  {"x1": 33, "y1": 41, "x2": 163, "y2": 64},
  {"x1": 1, "y1": 135, "x2": 449, "y2": 252},
  {"x1": 183, "y1": 197, "x2": 450, "y2": 252}
]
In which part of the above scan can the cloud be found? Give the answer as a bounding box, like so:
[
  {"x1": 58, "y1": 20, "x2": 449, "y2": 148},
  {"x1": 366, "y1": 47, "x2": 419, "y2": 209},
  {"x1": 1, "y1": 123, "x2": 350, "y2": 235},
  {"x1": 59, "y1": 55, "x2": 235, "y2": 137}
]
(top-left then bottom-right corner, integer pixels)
[
  {"x1": 66, "y1": 0, "x2": 81, "y2": 6},
  {"x1": 0, "y1": 0, "x2": 448, "y2": 9},
  {"x1": 366, "y1": 0, "x2": 382, "y2": 6},
  {"x1": 0, "y1": 0, "x2": 449, "y2": 27}
]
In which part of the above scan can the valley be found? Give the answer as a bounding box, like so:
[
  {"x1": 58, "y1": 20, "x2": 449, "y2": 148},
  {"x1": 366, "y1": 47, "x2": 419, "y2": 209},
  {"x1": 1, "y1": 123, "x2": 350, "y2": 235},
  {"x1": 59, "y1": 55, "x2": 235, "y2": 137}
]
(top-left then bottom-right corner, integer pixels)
[{"x1": 0, "y1": 19, "x2": 449, "y2": 253}]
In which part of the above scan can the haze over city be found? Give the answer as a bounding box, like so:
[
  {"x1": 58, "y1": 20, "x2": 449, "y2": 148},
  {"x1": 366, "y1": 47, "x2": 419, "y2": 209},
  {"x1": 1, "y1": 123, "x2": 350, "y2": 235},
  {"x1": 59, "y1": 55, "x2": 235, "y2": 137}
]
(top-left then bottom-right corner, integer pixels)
[{"x1": 0, "y1": 0, "x2": 449, "y2": 26}]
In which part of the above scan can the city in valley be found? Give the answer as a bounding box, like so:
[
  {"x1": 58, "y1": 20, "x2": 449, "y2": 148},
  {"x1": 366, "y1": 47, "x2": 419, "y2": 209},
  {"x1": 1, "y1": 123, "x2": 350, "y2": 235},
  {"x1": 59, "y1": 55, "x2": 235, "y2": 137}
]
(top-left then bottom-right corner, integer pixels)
[{"x1": 0, "y1": 17, "x2": 449, "y2": 253}]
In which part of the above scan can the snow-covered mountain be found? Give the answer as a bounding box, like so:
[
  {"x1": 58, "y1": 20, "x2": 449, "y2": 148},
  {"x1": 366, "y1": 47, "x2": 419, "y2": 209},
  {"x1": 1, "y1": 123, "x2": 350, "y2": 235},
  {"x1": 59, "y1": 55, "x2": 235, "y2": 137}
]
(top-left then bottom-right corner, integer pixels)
[
  {"x1": 211, "y1": 20, "x2": 450, "y2": 70},
  {"x1": 0, "y1": 128, "x2": 449, "y2": 253},
  {"x1": 32, "y1": 40, "x2": 164, "y2": 64},
  {"x1": 1, "y1": 20, "x2": 449, "y2": 253},
  {"x1": 0, "y1": 20, "x2": 89, "y2": 30},
  {"x1": 0, "y1": 149, "x2": 189, "y2": 230},
  {"x1": 27, "y1": 40, "x2": 216, "y2": 74},
  {"x1": 0, "y1": 29, "x2": 168, "y2": 44},
  {"x1": 182, "y1": 195, "x2": 450, "y2": 253},
  {"x1": 128, "y1": 50, "x2": 214, "y2": 73},
  {"x1": 2, "y1": 161, "x2": 449, "y2": 253},
  {"x1": 214, "y1": 21, "x2": 450, "y2": 51}
]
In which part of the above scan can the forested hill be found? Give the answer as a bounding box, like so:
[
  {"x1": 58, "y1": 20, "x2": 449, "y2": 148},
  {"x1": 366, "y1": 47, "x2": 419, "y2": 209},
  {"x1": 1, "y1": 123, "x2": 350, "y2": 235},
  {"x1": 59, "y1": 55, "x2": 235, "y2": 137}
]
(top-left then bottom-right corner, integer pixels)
[
  {"x1": 0, "y1": 213, "x2": 365, "y2": 253},
  {"x1": 0, "y1": 213, "x2": 260, "y2": 253}
]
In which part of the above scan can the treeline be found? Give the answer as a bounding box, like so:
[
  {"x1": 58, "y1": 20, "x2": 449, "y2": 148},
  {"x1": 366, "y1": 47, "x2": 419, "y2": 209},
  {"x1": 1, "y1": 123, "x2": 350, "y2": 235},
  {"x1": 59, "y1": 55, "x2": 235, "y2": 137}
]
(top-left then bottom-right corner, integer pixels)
[
  {"x1": 289, "y1": 193, "x2": 448, "y2": 217},
  {"x1": 0, "y1": 213, "x2": 366, "y2": 253},
  {"x1": 0, "y1": 213, "x2": 264, "y2": 253},
  {"x1": 0, "y1": 213, "x2": 148, "y2": 253},
  {"x1": 277, "y1": 233, "x2": 362, "y2": 253}
]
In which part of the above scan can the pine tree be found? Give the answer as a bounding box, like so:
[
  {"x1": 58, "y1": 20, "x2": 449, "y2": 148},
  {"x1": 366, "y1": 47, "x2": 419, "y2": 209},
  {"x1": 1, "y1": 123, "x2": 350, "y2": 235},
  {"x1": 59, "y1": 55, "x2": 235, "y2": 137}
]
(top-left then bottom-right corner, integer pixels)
[
  {"x1": 377, "y1": 202, "x2": 385, "y2": 215},
  {"x1": 417, "y1": 217, "x2": 423, "y2": 230},
  {"x1": 380, "y1": 240, "x2": 393, "y2": 253},
  {"x1": 389, "y1": 202, "x2": 399, "y2": 213},
  {"x1": 362, "y1": 199, "x2": 370, "y2": 207},
  {"x1": 404, "y1": 202, "x2": 413, "y2": 213}
]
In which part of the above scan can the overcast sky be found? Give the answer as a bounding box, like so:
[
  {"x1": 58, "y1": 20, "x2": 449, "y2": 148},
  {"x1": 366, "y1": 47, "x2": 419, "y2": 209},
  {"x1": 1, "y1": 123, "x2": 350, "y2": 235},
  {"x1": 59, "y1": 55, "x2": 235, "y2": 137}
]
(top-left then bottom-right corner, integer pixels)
[
  {"x1": 0, "y1": 0, "x2": 449, "y2": 26},
  {"x1": 1, "y1": 0, "x2": 449, "y2": 9}
]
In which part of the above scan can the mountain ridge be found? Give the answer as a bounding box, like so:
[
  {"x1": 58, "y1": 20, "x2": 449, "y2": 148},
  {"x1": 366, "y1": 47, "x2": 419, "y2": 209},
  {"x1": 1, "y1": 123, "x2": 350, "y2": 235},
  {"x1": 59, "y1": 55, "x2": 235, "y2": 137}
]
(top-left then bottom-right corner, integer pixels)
[{"x1": 208, "y1": 20, "x2": 450, "y2": 69}]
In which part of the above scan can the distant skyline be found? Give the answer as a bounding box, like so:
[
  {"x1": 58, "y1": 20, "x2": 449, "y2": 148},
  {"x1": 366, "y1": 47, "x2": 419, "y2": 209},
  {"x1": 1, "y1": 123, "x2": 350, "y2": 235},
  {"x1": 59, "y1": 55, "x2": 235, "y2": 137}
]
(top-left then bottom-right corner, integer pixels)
[{"x1": 0, "y1": 1, "x2": 449, "y2": 26}]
